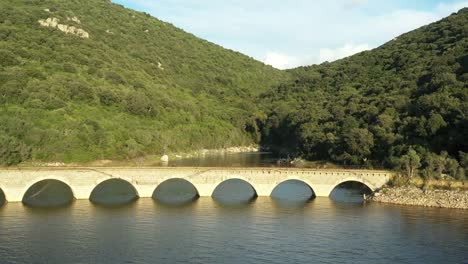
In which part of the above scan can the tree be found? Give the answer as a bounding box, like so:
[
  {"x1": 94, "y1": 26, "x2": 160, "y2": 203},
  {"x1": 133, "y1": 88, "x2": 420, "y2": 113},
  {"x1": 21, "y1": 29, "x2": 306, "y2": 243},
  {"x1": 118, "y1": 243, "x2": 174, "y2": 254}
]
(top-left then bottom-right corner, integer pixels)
[
  {"x1": 445, "y1": 158, "x2": 460, "y2": 178},
  {"x1": 0, "y1": 136, "x2": 31, "y2": 165},
  {"x1": 426, "y1": 112, "x2": 447, "y2": 136},
  {"x1": 343, "y1": 128, "x2": 374, "y2": 164},
  {"x1": 401, "y1": 148, "x2": 421, "y2": 178},
  {"x1": 459, "y1": 151, "x2": 468, "y2": 170},
  {"x1": 435, "y1": 151, "x2": 448, "y2": 179}
]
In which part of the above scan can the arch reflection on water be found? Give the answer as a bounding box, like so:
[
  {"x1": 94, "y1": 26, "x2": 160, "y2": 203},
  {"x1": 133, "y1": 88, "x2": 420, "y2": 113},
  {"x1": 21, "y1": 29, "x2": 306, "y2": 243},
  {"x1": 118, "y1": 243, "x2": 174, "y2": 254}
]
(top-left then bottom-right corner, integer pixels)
[
  {"x1": 153, "y1": 178, "x2": 199, "y2": 205},
  {"x1": 212, "y1": 179, "x2": 257, "y2": 205},
  {"x1": 271, "y1": 180, "x2": 316, "y2": 203},
  {"x1": 90, "y1": 179, "x2": 139, "y2": 206},
  {"x1": 22, "y1": 179, "x2": 74, "y2": 208},
  {"x1": 329, "y1": 181, "x2": 373, "y2": 203},
  {"x1": 0, "y1": 188, "x2": 5, "y2": 207}
]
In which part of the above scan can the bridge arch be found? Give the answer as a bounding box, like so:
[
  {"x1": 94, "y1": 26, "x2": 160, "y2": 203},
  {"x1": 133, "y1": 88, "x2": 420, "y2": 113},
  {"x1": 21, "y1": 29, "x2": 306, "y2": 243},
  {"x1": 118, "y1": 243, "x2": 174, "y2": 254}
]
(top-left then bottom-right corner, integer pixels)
[
  {"x1": 90, "y1": 178, "x2": 139, "y2": 206},
  {"x1": 331, "y1": 177, "x2": 376, "y2": 195},
  {"x1": 212, "y1": 178, "x2": 257, "y2": 204},
  {"x1": 153, "y1": 178, "x2": 199, "y2": 205},
  {"x1": 271, "y1": 179, "x2": 316, "y2": 202},
  {"x1": 328, "y1": 178, "x2": 376, "y2": 203},
  {"x1": 22, "y1": 179, "x2": 75, "y2": 207}
]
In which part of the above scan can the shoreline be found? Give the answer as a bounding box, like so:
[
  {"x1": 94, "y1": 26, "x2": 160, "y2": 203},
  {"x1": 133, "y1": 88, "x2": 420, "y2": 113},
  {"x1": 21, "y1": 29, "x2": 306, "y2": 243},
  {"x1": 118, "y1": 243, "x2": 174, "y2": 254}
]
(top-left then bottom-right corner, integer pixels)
[{"x1": 370, "y1": 186, "x2": 468, "y2": 210}]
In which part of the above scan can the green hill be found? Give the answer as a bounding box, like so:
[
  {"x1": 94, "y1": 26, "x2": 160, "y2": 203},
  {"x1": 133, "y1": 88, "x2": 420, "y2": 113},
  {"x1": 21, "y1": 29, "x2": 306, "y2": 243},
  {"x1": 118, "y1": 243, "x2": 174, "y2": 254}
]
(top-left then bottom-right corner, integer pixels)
[
  {"x1": 1, "y1": 0, "x2": 466, "y2": 178},
  {"x1": 0, "y1": 0, "x2": 287, "y2": 164},
  {"x1": 260, "y1": 8, "x2": 467, "y2": 178}
]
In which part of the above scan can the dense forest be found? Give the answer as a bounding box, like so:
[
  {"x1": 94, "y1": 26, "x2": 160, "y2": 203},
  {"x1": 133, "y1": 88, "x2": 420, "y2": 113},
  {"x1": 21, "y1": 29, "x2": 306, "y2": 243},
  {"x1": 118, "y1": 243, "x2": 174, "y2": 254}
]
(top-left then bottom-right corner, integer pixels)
[
  {"x1": 260, "y1": 8, "x2": 468, "y2": 179},
  {"x1": 0, "y1": 0, "x2": 287, "y2": 164},
  {"x1": 0, "y1": 0, "x2": 466, "y2": 180}
]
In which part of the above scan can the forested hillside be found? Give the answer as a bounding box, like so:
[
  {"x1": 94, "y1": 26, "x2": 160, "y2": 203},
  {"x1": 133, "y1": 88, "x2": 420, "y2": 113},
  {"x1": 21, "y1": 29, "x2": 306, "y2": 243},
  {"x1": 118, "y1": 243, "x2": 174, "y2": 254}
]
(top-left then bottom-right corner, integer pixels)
[
  {"x1": 0, "y1": 0, "x2": 287, "y2": 164},
  {"x1": 260, "y1": 8, "x2": 468, "y2": 179},
  {"x1": 1, "y1": 0, "x2": 466, "y2": 178}
]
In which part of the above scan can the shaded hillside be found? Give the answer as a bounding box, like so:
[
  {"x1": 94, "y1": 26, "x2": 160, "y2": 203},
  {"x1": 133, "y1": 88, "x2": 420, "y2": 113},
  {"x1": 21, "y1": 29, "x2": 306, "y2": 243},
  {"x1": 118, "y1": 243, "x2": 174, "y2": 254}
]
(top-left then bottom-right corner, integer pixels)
[
  {"x1": 0, "y1": 0, "x2": 288, "y2": 164},
  {"x1": 260, "y1": 8, "x2": 467, "y2": 178}
]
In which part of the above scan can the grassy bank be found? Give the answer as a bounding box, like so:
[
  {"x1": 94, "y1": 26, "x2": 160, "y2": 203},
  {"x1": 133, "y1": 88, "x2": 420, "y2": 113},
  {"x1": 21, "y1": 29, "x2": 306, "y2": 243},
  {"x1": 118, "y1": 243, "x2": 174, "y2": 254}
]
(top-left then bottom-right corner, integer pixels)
[{"x1": 388, "y1": 175, "x2": 468, "y2": 191}]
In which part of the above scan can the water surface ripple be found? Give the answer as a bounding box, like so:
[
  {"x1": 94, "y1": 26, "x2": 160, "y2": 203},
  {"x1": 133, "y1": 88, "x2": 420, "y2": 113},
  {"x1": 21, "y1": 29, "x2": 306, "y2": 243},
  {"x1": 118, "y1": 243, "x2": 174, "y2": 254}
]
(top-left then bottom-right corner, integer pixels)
[{"x1": 0, "y1": 198, "x2": 467, "y2": 264}]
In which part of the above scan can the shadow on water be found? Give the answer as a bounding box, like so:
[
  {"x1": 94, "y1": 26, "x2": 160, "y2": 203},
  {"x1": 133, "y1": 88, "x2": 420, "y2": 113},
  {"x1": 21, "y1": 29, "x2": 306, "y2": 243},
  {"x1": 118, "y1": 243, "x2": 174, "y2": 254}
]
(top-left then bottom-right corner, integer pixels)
[
  {"x1": 271, "y1": 180, "x2": 316, "y2": 205},
  {"x1": 0, "y1": 188, "x2": 5, "y2": 207},
  {"x1": 22, "y1": 202, "x2": 74, "y2": 215},
  {"x1": 212, "y1": 179, "x2": 257, "y2": 206},
  {"x1": 22, "y1": 180, "x2": 74, "y2": 208},
  {"x1": 151, "y1": 198, "x2": 205, "y2": 214},
  {"x1": 329, "y1": 181, "x2": 373, "y2": 204},
  {"x1": 213, "y1": 197, "x2": 257, "y2": 209},
  {"x1": 90, "y1": 199, "x2": 139, "y2": 212},
  {"x1": 152, "y1": 178, "x2": 199, "y2": 206},
  {"x1": 270, "y1": 198, "x2": 313, "y2": 209},
  {"x1": 90, "y1": 179, "x2": 139, "y2": 207}
]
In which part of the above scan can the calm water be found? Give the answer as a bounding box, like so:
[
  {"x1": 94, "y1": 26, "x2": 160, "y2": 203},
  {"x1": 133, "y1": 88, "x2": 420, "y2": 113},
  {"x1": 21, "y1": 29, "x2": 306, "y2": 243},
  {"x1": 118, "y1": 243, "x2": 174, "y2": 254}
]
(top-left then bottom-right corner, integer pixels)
[
  {"x1": 168, "y1": 152, "x2": 278, "y2": 167},
  {"x1": 0, "y1": 196, "x2": 467, "y2": 264}
]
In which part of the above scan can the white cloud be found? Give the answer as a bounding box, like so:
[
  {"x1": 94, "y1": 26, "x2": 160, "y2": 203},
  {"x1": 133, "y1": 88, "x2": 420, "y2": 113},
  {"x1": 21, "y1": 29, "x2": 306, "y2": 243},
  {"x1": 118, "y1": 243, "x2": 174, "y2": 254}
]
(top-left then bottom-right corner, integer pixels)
[
  {"x1": 264, "y1": 43, "x2": 372, "y2": 69},
  {"x1": 115, "y1": 0, "x2": 468, "y2": 68},
  {"x1": 263, "y1": 52, "x2": 302, "y2": 70},
  {"x1": 318, "y1": 43, "x2": 371, "y2": 63}
]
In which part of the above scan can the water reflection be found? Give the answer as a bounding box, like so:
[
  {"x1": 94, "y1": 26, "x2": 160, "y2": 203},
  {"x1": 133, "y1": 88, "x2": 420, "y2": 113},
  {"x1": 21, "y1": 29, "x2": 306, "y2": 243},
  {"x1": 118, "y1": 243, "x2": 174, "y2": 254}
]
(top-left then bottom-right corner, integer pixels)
[
  {"x1": 22, "y1": 179, "x2": 74, "y2": 208},
  {"x1": 329, "y1": 181, "x2": 373, "y2": 203},
  {"x1": 0, "y1": 198, "x2": 467, "y2": 264},
  {"x1": 270, "y1": 198, "x2": 313, "y2": 209},
  {"x1": 212, "y1": 179, "x2": 257, "y2": 205},
  {"x1": 169, "y1": 152, "x2": 277, "y2": 167},
  {"x1": 271, "y1": 180, "x2": 315, "y2": 203},
  {"x1": 0, "y1": 188, "x2": 5, "y2": 207},
  {"x1": 90, "y1": 179, "x2": 139, "y2": 206},
  {"x1": 153, "y1": 178, "x2": 199, "y2": 205}
]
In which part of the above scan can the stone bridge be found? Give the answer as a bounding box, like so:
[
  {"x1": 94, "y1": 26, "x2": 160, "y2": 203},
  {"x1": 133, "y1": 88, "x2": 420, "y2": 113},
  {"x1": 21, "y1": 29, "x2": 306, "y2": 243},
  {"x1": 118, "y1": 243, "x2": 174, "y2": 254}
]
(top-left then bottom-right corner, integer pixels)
[{"x1": 0, "y1": 167, "x2": 393, "y2": 203}]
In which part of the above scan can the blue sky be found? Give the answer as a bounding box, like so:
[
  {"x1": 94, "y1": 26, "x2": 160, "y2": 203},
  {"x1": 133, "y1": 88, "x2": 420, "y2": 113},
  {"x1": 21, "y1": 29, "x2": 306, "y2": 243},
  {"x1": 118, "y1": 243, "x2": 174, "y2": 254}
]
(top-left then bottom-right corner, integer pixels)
[{"x1": 113, "y1": 0, "x2": 467, "y2": 69}]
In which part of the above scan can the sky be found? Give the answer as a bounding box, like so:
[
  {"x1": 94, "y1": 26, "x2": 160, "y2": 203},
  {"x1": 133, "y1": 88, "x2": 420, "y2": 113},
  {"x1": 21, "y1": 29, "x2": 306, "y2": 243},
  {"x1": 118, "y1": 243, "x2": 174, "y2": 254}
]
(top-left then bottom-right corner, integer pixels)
[{"x1": 112, "y1": 0, "x2": 467, "y2": 69}]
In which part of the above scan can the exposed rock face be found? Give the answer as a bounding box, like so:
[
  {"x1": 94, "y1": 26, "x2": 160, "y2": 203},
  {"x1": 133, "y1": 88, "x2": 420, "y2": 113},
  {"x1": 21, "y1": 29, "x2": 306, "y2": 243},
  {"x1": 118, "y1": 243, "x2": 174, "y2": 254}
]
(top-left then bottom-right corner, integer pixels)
[
  {"x1": 38, "y1": 17, "x2": 89, "y2": 38},
  {"x1": 371, "y1": 186, "x2": 468, "y2": 209},
  {"x1": 157, "y1": 62, "x2": 164, "y2": 70},
  {"x1": 67, "y1": 16, "x2": 81, "y2": 24},
  {"x1": 224, "y1": 146, "x2": 259, "y2": 153},
  {"x1": 160, "y1": 155, "x2": 169, "y2": 162}
]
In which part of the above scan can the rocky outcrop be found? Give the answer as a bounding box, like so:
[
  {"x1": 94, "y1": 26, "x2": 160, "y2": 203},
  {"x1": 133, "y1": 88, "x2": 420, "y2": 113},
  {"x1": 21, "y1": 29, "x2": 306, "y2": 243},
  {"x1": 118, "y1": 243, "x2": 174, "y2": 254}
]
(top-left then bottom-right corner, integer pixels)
[
  {"x1": 67, "y1": 16, "x2": 81, "y2": 24},
  {"x1": 194, "y1": 146, "x2": 259, "y2": 156},
  {"x1": 160, "y1": 155, "x2": 169, "y2": 162},
  {"x1": 220, "y1": 146, "x2": 259, "y2": 153},
  {"x1": 371, "y1": 186, "x2": 468, "y2": 209},
  {"x1": 38, "y1": 17, "x2": 89, "y2": 38},
  {"x1": 157, "y1": 62, "x2": 164, "y2": 70}
]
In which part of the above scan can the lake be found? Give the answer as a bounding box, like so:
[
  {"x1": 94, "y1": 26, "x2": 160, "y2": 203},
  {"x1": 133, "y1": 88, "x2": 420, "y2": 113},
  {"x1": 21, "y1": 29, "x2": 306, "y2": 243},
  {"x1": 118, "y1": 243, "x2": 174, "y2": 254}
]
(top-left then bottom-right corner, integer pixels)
[{"x1": 0, "y1": 195, "x2": 467, "y2": 263}]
